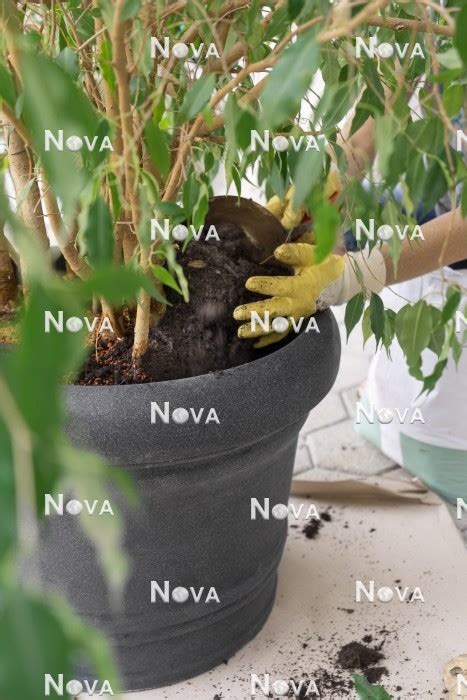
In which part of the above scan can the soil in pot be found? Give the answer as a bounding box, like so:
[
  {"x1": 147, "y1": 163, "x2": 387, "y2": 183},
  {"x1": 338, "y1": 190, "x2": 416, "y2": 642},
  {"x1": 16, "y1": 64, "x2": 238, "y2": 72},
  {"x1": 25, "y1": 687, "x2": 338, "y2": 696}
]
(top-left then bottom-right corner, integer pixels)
[{"x1": 77, "y1": 223, "x2": 292, "y2": 385}]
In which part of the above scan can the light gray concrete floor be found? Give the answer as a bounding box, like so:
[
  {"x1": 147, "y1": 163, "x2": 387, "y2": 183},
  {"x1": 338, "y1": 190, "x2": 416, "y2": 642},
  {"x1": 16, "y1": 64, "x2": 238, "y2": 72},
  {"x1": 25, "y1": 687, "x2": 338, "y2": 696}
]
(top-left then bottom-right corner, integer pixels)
[{"x1": 294, "y1": 305, "x2": 467, "y2": 547}]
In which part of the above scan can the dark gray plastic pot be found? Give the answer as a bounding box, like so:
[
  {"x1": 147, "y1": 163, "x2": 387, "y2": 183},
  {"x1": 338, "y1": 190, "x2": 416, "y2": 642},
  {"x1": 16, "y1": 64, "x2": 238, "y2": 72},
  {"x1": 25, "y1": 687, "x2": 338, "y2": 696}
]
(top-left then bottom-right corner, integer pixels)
[{"x1": 38, "y1": 309, "x2": 340, "y2": 691}]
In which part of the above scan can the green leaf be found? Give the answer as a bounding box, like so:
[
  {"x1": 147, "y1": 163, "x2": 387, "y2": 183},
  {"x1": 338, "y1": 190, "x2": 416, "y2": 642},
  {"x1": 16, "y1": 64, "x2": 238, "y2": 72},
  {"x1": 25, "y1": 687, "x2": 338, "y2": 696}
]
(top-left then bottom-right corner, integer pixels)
[
  {"x1": 345, "y1": 293, "x2": 365, "y2": 341},
  {"x1": 98, "y1": 39, "x2": 116, "y2": 94},
  {"x1": 156, "y1": 201, "x2": 186, "y2": 224},
  {"x1": 246, "y1": 0, "x2": 263, "y2": 44},
  {"x1": 264, "y1": 5, "x2": 289, "y2": 41},
  {"x1": 21, "y1": 51, "x2": 99, "y2": 215},
  {"x1": 441, "y1": 286, "x2": 461, "y2": 323},
  {"x1": 362, "y1": 305, "x2": 372, "y2": 347},
  {"x1": 261, "y1": 31, "x2": 320, "y2": 130},
  {"x1": 56, "y1": 47, "x2": 79, "y2": 79},
  {"x1": 321, "y1": 49, "x2": 341, "y2": 87},
  {"x1": 192, "y1": 185, "x2": 209, "y2": 229},
  {"x1": 178, "y1": 74, "x2": 215, "y2": 124},
  {"x1": 313, "y1": 200, "x2": 339, "y2": 264},
  {"x1": 79, "y1": 196, "x2": 114, "y2": 267},
  {"x1": 451, "y1": 327, "x2": 463, "y2": 365},
  {"x1": 406, "y1": 118, "x2": 445, "y2": 157},
  {"x1": 80, "y1": 266, "x2": 167, "y2": 305},
  {"x1": 437, "y1": 47, "x2": 463, "y2": 70},
  {"x1": 0, "y1": 61, "x2": 17, "y2": 108},
  {"x1": 395, "y1": 301, "x2": 433, "y2": 367},
  {"x1": 0, "y1": 591, "x2": 80, "y2": 699},
  {"x1": 59, "y1": 445, "x2": 130, "y2": 600},
  {"x1": 423, "y1": 358, "x2": 448, "y2": 393},
  {"x1": 382, "y1": 308, "x2": 396, "y2": 351},
  {"x1": 162, "y1": 243, "x2": 189, "y2": 302},
  {"x1": 290, "y1": 148, "x2": 322, "y2": 209},
  {"x1": 145, "y1": 120, "x2": 170, "y2": 179},
  {"x1": 121, "y1": 0, "x2": 141, "y2": 20},
  {"x1": 6, "y1": 283, "x2": 87, "y2": 435},
  {"x1": 428, "y1": 307, "x2": 446, "y2": 355},
  {"x1": 320, "y1": 83, "x2": 355, "y2": 132},
  {"x1": 151, "y1": 264, "x2": 183, "y2": 295},
  {"x1": 224, "y1": 94, "x2": 239, "y2": 154},
  {"x1": 288, "y1": 0, "x2": 305, "y2": 21},
  {"x1": 354, "y1": 673, "x2": 391, "y2": 699},
  {"x1": 0, "y1": 419, "x2": 16, "y2": 559},
  {"x1": 204, "y1": 150, "x2": 215, "y2": 173},
  {"x1": 418, "y1": 159, "x2": 448, "y2": 216},
  {"x1": 0, "y1": 589, "x2": 120, "y2": 700},
  {"x1": 454, "y1": 4, "x2": 467, "y2": 67},
  {"x1": 224, "y1": 95, "x2": 257, "y2": 151},
  {"x1": 442, "y1": 84, "x2": 464, "y2": 118},
  {"x1": 183, "y1": 175, "x2": 200, "y2": 215},
  {"x1": 370, "y1": 293, "x2": 385, "y2": 346},
  {"x1": 350, "y1": 87, "x2": 383, "y2": 136}
]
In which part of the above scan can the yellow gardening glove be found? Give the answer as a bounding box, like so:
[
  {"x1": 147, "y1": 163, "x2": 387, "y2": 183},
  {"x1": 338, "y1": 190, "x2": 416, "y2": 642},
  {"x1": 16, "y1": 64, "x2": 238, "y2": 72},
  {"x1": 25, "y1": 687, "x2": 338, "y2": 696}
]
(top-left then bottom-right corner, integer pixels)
[
  {"x1": 265, "y1": 170, "x2": 341, "y2": 230},
  {"x1": 266, "y1": 185, "x2": 304, "y2": 230},
  {"x1": 233, "y1": 242, "x2": 345, "y2": 347}
]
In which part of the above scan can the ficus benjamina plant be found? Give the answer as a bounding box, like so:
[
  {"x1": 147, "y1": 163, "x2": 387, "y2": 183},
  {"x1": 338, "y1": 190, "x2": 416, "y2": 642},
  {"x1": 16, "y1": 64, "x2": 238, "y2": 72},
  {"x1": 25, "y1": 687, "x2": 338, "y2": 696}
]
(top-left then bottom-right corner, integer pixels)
[{"x1": 0, "y1": 0, "x2": 465, "y2": 697}]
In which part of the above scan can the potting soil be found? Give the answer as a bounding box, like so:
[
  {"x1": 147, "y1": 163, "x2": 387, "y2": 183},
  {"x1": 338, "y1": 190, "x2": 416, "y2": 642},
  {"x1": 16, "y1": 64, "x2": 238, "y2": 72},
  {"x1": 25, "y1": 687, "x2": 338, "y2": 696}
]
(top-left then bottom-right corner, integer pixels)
[{"x1": 77, "y1": 224, "x2": 291, "y2": 385}]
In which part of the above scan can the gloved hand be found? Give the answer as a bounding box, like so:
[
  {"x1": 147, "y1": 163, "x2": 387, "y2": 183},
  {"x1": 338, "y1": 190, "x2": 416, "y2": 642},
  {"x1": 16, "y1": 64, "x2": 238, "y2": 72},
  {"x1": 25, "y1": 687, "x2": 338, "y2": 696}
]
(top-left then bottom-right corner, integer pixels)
[
  {"x1": 233, "y1": 243, "x2": 387, "y2": 347},
  {"x1": 265, "y1": 170, "x2": 342, "y2": 230},
  {"x1": 233, "y1": 169, "x2": 347, "y2": 347},
  {"x1": 233, "y1": 242, "x2": 345, "y2": 347},
  {"x1": 233, "y1": 167, "x2": 387, "y2": 347},
  {"x1": 266, "y1": 185, "x2": 305, "y2": 230}
]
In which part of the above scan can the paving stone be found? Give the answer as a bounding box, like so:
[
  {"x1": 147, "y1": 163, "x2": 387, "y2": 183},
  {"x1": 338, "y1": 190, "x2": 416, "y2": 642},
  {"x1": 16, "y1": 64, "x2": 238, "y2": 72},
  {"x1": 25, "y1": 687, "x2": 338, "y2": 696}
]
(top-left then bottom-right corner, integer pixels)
[
  {"x1": 340, "y1": 384, "x2": 361, "y2": 417},
  {"x1": 332, "y1": 310, "x2": 376, "y2": 392},
  {"x1": 292, "y1": 466, "x2": 350, "y2": 482},
  {"x1": 298, "y1": 391, "x2": 347, "y2": 436},
  {"x1": 305, "y1": 418, "x2": 396, "y2": 476},
  {"x1": 293, "y1": 444, "x2": 313, "y2": 475},
  {"x1": 333, "y1": 347, "x2": 373, "y2": 392}
]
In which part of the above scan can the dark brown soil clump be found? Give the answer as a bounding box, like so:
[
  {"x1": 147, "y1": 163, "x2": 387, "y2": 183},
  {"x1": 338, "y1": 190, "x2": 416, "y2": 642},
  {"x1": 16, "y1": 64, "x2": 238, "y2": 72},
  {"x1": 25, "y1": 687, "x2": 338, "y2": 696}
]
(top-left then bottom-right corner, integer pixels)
[
  {"x1": 337, "y1": 640, "x2": 388, "y2": 684},
  {"x1": 77, "y1": 224, "x2": 290, "y2": 385},
  {"x1": 337, "y1": 641, "x2": 385, "y2": 670},
  {"x1": 365, "y1": 666, "x2": 389, "y2": 684},
  {"x1": 302, "y1": 509, "x2": 332, "y2": 539},
  {"x1": 302, "y1": 518, "x2": 323, "y2": 540}
]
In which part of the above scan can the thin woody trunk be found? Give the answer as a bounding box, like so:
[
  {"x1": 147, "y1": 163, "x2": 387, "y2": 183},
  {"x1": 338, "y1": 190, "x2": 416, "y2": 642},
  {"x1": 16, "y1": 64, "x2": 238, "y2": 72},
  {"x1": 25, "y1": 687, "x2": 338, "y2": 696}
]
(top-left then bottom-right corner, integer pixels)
[
  {"x1": 8, "y1": 129, "x2": 50, "y2": 293},
  {"x1": 8, "y1": 131, "x2": 49, "y2": 251},
  {"x1": 111, "y1": 0, "x2": 150, "y2": 360},
  {"x1": 0, "y1": 227, "x2": 17, "y2": 309}
]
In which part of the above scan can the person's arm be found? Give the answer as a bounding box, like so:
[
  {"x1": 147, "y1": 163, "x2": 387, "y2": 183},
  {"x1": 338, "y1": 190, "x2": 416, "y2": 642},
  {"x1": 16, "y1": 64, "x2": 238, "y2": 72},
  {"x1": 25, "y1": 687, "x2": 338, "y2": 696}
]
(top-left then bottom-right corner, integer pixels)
[
  {"x1": 233, "y1": 208, "x2": 467, "y2": 346},
  {"x1": 330, "y1": 82, "x2": 400, "y2": 180},
  {"x1": 318, "y1": 208, "x2": 467, "y2": 307},
  {"x1": 383, "y1": 208, "x2": 467, "y2": 285},
  {"x1": 334, "y1": 112, "x2": 377, "y2": 180}
]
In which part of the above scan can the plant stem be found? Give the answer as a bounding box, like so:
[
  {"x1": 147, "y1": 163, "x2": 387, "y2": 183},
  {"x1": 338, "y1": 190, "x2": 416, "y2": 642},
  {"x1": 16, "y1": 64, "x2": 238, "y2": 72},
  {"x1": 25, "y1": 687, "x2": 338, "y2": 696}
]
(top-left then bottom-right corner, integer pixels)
[
  {"x1": 111, "y1": 0, "x2": 151, "y2": 360},
  {"x1": 7, "y1": 129, "x2": 50, "y2": 295}
]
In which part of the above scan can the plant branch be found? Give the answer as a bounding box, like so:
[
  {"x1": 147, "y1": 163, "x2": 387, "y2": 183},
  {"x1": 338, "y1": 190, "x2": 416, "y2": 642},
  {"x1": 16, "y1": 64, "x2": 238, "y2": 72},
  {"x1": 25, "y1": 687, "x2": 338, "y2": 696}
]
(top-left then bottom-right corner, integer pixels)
[
  {"x1": 366, "y1": 15, "x2": 454, "y2": 37},
  {"x1": 111, "y1": 0, "x2": 150, "y2": 359},
  {"x1": 165, "y1": 0, "x2": 392, "y2": 199},
  {"x1": 1, "y1": 103, "x2": 30, "y2": 145}
]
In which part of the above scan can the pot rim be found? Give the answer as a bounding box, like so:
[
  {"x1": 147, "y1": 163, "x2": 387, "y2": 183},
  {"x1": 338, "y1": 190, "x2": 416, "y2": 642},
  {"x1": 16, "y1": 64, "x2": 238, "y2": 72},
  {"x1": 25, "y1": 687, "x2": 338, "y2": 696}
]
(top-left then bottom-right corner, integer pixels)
[{"x1": 66, "y1": 309, "x2": 331, "y2": 393}]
